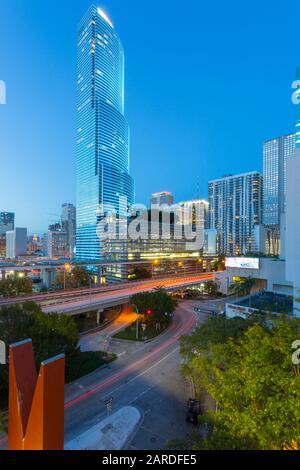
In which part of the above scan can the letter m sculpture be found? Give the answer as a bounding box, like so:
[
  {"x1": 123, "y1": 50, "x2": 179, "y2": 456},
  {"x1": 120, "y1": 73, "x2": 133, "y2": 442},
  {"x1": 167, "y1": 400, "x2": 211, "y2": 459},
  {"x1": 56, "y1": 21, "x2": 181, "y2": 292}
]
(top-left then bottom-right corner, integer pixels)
[{"x1": 8, "y1": 339, "x2": 65, "y2": 450}]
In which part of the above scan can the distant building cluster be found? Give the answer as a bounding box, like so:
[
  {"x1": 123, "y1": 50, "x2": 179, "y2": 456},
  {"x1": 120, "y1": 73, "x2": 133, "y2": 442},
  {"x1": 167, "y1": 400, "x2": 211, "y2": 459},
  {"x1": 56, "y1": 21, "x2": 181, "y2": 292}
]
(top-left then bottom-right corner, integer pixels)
[{"x1": 0, "y1": 204, "x2": 76, "y2": 261}]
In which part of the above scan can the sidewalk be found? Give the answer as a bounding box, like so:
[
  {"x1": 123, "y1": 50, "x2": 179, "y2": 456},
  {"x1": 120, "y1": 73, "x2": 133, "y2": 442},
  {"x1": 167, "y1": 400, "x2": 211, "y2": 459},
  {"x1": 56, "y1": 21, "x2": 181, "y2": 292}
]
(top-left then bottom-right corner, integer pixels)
[{"x1": 65, "y1": 406, "x2": 143, "y2": 450}]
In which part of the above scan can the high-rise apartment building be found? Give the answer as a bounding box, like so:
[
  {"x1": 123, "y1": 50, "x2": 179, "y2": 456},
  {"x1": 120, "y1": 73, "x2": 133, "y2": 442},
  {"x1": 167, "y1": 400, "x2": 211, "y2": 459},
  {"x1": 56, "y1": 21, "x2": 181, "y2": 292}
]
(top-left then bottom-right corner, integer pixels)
[
  {"x1": 208, "y1": 172, "x2": 263, "y2": 256},
  {"x1": 61, "y1": 203, "x2": 76, "y2": 258},
  {"x1": 0, "y1": 212, "x2": 15, "y2": 235},
  {"x1": 263, "y1": 134, "x2": 295, "y2": 255},
  {"x1": 76, "y1": 6, "x2": 134, "y2": 261}
]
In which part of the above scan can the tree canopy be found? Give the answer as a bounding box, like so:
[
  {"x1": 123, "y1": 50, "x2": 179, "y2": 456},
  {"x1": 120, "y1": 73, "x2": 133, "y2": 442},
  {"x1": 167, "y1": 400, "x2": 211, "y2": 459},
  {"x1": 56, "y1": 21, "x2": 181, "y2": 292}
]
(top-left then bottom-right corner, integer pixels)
[
  {"x1": 180, "y1": 315, "x2": 300, "y2": 450},
  {"x1": 131, "y1": 288, "x2": 177, "y2": 326},
  {"x1": 0, "y1": 276, "x2": 33, "y2": 297},
  {"x1": 0, "y1": 302, "x2": 79, "y2": 405},
  {"x1": 55, "y1": 267, "x2": 91, "y2": 289}
]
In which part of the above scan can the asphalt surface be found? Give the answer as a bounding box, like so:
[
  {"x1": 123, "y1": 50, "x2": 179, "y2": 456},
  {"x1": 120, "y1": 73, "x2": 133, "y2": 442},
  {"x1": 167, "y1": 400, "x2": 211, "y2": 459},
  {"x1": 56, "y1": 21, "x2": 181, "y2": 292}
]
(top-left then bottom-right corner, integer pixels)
[{"x1": 64, "y1": 301, "x2": 200, "y2": 449}]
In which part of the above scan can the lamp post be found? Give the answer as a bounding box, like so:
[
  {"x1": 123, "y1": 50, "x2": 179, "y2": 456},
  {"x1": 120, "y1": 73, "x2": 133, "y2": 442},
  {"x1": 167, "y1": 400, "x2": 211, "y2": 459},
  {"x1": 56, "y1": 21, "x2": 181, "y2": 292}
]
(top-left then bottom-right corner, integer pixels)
[
  {"x1": 63, "y1": 263, "x2": 71, "y2": 291},
  {"x1": 152, "y1": 259, "x2": 159, "y2": 278},
  {"x1": 88, "y1": 274, "x2": 93, "y2": 304},
  {"x1": 132, "y1": 304, "x2": 139, "y2": 340}
]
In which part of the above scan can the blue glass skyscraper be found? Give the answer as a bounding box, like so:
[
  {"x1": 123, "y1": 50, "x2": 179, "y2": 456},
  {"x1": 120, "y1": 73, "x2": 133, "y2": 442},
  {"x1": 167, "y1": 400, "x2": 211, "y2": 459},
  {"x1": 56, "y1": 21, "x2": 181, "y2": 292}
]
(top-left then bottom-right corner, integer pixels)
[{"x1": 76, "y1": 5, "x2": 134, "y2": 261}]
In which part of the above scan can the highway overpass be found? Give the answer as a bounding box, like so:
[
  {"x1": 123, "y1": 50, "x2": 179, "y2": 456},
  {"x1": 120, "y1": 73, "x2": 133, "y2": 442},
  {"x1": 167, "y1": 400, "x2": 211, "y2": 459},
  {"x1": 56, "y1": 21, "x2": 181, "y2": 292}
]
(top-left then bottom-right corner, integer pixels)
[{"x1": 41, "y1": 273, "x2": 215, "y2": 315}]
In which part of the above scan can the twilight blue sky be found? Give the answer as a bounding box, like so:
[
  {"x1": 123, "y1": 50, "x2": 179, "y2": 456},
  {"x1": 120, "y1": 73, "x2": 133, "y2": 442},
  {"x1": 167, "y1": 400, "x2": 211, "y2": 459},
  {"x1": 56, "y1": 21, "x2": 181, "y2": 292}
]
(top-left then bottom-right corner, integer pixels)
[{"x1": 0, "y1": 0, "x2": 299, "y2": 233}]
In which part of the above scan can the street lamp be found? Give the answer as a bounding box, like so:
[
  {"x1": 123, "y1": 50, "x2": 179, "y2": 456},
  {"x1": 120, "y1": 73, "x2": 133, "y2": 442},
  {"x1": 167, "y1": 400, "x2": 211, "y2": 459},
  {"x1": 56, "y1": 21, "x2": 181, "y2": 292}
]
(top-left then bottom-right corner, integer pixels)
[
  {"x1": 152, "y1": 259, "x2": 159, "y2": 277},
  {"x1": 132, "y1": 304, "x2": 140, "y2": 340},
  {"x1": 63, "y1": 263, "x2": 71, "y2": 290},
  {"x1": 88, "y1": 274, "x2": 93, "y2": 304}
]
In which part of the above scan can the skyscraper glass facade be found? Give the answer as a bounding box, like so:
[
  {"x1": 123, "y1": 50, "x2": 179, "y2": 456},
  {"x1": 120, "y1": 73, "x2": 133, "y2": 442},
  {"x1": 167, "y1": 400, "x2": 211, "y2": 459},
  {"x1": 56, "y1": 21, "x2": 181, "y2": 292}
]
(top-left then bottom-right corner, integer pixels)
[
  {"x1": 208, "y1": 172, "x2": 263, "y2": 256},
  {"x1": 76, "y1": 5, "x2": 134, "y2": 261},
  {"x1": 0, "y1": 212, "x2": 15, "y2": 235},
  {"x1": 296, "y1": 67, "x2": 300, "y2": 149},
  {"x1": 263, "y1": 134, "x2": 295, "y2": 227}
]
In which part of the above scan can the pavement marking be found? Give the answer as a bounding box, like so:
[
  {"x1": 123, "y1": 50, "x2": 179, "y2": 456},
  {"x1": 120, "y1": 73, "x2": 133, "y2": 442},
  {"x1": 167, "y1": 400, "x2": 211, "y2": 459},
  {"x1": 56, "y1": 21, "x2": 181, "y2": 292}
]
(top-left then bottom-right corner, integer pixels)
[
  {"x1": 129, "y1": 386, "x2": 153, "y2": 404},
  {"x1": 140, "y1": 425, "x2": 168, "y2": 441},
  {"x1": 118, "y1": 351, "x2": 127, "y2": 357},
  {"x1": 101, "y1": 347, "x2": 180, "y2": 402}
]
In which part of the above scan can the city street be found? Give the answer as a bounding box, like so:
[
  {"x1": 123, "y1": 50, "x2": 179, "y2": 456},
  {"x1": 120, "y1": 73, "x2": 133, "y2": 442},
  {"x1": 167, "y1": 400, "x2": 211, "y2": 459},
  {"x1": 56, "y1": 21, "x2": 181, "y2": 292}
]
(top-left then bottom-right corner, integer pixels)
[{"x1": 64, "y1": 301, "x2": 204, "y2": 449}]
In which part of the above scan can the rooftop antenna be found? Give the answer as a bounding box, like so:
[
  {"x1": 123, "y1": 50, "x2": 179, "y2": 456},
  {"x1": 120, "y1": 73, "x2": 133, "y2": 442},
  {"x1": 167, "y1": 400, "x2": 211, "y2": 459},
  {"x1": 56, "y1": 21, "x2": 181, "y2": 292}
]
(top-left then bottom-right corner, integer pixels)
[{"x1": 196, "y1": 176, "x2": 200, "y2": 200}]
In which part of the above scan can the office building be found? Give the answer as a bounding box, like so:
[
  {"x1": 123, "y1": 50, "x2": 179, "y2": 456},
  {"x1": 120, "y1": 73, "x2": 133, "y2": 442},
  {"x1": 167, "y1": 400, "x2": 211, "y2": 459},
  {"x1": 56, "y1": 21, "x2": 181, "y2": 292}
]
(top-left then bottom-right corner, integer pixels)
[
  {"x1": 46, "y1": 230, "x2": 68, "y2": 259},
  {"x1": 151, "y1": 192, "x2": 174, "y2": 207},
  {"x1": 76, "y1": 6, "x2": 134, "y2": 261},
  {"x1": 263, "y1": 134, "x2": 295, "y2": 255},
  {"x1": 6, "y1": 228, "x2": 27, "y2": 259},
  {"x1": 0, "y1": 212, "x2": 15, "y2": 235},
  {"x1": 0, "y1": 236, "x2": 6, "y2": 258},
  {"x1": 61, "y1": 203, "x2": 76, "y2": 258},
  {"x1": 208, "y1": 172, "x2": 263, "y2": 256}
]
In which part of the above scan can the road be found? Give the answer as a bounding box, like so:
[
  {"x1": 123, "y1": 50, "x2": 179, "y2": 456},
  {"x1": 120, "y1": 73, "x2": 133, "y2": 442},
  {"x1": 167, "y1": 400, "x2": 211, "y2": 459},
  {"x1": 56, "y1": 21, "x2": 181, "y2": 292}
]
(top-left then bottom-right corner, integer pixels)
[
  {"x1": 79, "y1": 311, "x2": 138, "y2": 352},
  {"x1": 64, "y1": 302, "x2": 201, "y2": 449},
  {"x1": 42, "y1": 274, "x2": 214, "y2": 315},
  {"x1": 0, "y1": 301, "x2": 209, "y2": 450}
]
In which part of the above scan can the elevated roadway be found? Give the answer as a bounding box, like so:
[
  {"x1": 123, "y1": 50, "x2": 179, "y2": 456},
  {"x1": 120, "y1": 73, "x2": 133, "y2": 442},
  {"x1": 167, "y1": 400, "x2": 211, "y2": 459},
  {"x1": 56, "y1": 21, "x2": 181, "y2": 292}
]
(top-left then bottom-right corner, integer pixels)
[{"x1": 41, "y1": 273, "x2": 214, "y2": 315}]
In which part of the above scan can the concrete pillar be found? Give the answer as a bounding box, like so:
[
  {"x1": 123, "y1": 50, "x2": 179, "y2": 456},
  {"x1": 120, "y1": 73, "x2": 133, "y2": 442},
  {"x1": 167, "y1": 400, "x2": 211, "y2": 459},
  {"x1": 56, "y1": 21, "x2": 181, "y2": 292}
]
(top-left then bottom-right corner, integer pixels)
[
  {"x1": 41, "y1": 268, "x2": 56, "y2": 289},
  {"x1": 97, "y1": 266, "x2": 103, "y2": 286},
  {"x1": 97, "y1": 309, "x2": 104, "y2": 325}
]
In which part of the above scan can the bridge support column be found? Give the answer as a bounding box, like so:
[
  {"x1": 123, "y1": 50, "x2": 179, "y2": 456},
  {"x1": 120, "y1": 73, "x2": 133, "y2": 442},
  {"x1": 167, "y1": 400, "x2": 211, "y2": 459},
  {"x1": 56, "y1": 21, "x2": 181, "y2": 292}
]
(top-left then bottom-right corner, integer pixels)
[
  {"x1": 1, "y1": 270, "x2": 6, "y2": 280},
  {"x1": 41, "y1": 268, "x2": 56, "y2": 289},
  {"x1": 97, "y1": 309, "x2": 104, "y2": 325}
]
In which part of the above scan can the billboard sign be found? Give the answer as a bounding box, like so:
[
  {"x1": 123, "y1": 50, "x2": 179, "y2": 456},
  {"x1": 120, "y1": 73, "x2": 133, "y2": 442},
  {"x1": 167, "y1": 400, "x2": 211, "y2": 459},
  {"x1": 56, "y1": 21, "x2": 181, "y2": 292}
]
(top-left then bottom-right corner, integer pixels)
[{"x1": 225, "y1": 257, "x2": 259, "y2": 270}]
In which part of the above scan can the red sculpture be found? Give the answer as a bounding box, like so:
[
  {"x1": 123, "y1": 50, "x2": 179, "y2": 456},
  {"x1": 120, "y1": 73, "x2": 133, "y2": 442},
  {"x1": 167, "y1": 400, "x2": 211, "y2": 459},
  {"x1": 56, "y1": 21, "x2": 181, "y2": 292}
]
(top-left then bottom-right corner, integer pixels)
[{"x1": 8, "y1": 339, "x2": 65, "y2": 450}]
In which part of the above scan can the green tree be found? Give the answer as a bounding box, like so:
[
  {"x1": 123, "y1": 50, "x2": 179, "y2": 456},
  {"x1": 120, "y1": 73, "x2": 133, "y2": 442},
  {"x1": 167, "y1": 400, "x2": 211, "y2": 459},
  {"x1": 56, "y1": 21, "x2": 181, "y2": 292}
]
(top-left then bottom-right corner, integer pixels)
[
  {"x1": 131, "y1": 288, "x2": 177, "y2": 327},
  {"x1": 128, "y1": 267, "x2": 152, "y2": 281},
  {"x1": 211, "y1": 255, "x2": 225, "y2": 272},
  {"x1": 203, "y1": 280, "x2": 219, "y2": 296},
  {"x1": 229, "y1": 277, "x2": 256, "y2": 296},
  {"x1": 0, "y1": 303, "x2": 79, "y2": 405},
  {"x1": 0, "y1": 276, "x2": 33, "y2": 297},
  {"x1": 180, "y1": 316, "x2": 300, "y2": 450},
  {"x1": 55, "y1": 267, "x2": 91, "y2": 289}
]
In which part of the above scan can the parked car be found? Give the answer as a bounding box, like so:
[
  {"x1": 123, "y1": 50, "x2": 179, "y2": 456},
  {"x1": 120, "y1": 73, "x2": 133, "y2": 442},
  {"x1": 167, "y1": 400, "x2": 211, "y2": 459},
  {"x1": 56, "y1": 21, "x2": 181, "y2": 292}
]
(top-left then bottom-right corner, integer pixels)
[{"x1": 185, "y1": 398, "x2": 201, "y2": 425}]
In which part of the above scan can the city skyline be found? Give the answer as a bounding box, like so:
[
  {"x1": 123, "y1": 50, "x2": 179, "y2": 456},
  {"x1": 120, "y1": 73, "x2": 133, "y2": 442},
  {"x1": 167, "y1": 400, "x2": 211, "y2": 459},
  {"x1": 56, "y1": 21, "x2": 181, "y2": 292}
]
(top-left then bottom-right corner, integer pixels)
[
  {"x1": 1, "y1": 3, "x2": 300, "y2": 454},
  {"x1": 0, "y1": 0, "x2": 299, "y2": 233}
]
